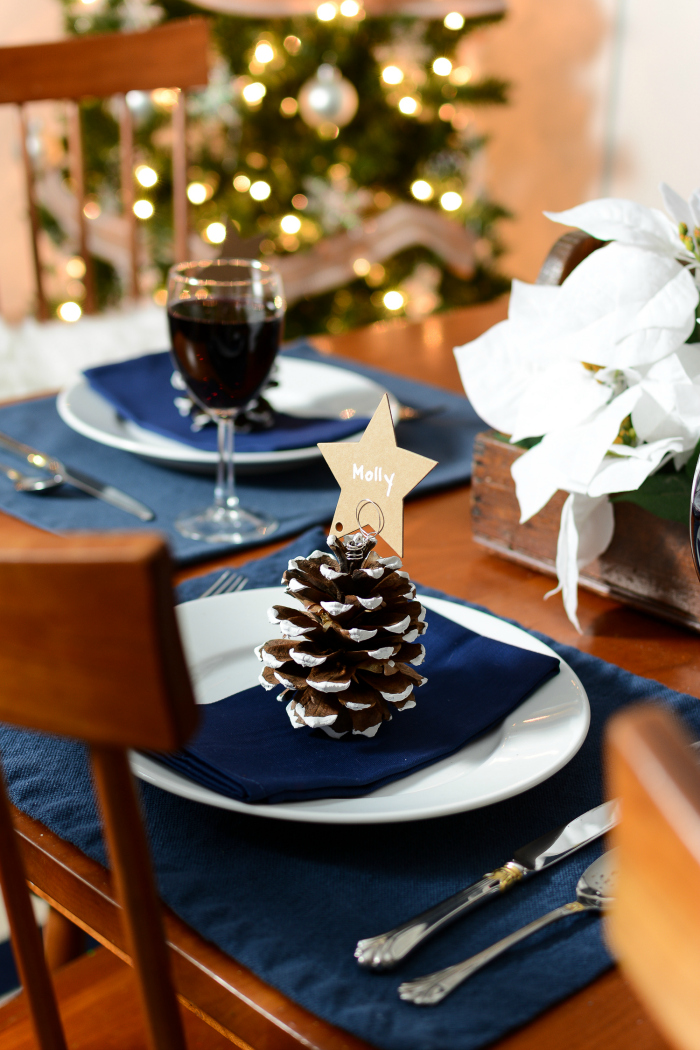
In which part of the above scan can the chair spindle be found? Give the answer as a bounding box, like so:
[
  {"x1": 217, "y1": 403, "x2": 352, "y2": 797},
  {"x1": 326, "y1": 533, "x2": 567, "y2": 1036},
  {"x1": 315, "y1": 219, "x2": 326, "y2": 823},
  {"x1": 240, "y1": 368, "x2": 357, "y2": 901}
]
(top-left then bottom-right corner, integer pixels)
[
  {"x1": 118, "y1": 95, "x2": 139, "y2": 300},
  {"x1": 67, "y1": 102, "x2": 96, "y2": 315},
  {"x1": 172, "y1": 89, "x2": 188, "y2": 265},
  {"x1": 18, "y1": 105, "x2": 49, "y2": 322},
  {"x1": 0, "y1": 758, "x2": 67, "y2": 1050},
  {"x1": 90, "y1": 744, "x2": 188, "y2": 1050}
]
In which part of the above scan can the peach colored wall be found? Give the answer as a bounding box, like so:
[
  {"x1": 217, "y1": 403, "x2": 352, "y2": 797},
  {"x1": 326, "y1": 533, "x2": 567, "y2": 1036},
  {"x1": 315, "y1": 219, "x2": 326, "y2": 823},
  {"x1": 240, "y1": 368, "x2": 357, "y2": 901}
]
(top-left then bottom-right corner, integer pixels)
[
  {"x1": 0, "y1": 0, "x2": 63, "y2": 321},
  {"x1": 473, "y1": 0, "x2": 611, "y2": 281}
]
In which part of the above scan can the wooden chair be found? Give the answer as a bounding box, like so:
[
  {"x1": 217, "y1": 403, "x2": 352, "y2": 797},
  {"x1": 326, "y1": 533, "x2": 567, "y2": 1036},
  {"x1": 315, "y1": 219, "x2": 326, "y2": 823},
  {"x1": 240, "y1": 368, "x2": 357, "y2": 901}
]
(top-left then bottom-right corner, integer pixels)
[
  {"x1": 0, "y1": 19, "x2": 209, "y2": 319},
  {"x1": 605, "y1": 704, "x2": 700, "y2": 1050},
  {"x1": 0, "y1": 532, "x2": 231, "y2": 1049}
]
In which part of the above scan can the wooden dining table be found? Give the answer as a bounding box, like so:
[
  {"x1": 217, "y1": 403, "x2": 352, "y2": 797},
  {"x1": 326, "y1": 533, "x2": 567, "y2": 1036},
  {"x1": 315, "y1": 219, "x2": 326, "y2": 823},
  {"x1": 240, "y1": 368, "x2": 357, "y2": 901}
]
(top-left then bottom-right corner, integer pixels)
[{"x1": 0, "y1": 297, "x2": 678, "y2": 1050}]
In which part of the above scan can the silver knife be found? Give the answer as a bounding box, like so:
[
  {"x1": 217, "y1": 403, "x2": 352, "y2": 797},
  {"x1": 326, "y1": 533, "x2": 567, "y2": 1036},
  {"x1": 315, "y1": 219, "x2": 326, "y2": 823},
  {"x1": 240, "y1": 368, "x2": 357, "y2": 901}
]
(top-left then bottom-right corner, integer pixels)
[
  {"x1": 0, "y1": 431, "x2": 155, "y2": 522},
  {"x1": 354, "y1": 799, "x2": 618, "y2": 970}
]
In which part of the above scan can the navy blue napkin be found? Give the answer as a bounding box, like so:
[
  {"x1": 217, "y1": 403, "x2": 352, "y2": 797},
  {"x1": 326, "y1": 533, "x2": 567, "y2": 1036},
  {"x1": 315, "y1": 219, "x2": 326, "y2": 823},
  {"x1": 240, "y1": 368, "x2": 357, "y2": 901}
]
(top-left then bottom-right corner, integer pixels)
[
  {"x1": 83, "y1": 351, "x2": 369, "y2": 452},
  {"x1": 154, "y1": 608, "x2": 560, "y2": 804}
]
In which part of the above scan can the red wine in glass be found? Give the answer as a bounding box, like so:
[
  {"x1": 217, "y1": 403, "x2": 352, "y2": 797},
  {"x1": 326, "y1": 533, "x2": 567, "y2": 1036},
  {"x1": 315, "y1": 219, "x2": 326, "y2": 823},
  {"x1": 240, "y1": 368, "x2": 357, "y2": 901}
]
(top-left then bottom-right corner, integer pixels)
[
  {"x1": 166, "y1": 258, "x2": 285, "y2": 544},
  {"x1": 168, "y1": 297, "x2": 283, "y2": 413}
]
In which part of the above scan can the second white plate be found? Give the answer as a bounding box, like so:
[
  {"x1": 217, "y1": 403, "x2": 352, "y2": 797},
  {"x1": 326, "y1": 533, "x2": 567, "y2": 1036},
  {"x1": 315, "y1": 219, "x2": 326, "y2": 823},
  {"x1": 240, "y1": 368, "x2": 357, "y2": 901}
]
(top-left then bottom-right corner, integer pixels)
[
  {"x1": 131, "y1": 587, "x2": 589, "y2": 824},
  {"x1": 57, "y1": 355, "x2": 397, "y2": 474}
]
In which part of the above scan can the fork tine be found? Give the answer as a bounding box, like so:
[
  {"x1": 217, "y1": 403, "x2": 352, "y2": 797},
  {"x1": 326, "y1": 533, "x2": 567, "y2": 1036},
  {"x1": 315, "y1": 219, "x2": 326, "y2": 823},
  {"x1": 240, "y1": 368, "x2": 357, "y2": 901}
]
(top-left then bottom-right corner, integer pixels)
[
  {"x1": 211, "y1": 572, "x2": 237, "y2": 596},
  {"x1": 221, "y1": 574, "x2": 243, "y2": 594},
  {"x1": 218, "y1": 573, "x2": 248, "y2": 595},
  {"x1": 199, "y1": 570, "x2": 232, "y2": 598}
]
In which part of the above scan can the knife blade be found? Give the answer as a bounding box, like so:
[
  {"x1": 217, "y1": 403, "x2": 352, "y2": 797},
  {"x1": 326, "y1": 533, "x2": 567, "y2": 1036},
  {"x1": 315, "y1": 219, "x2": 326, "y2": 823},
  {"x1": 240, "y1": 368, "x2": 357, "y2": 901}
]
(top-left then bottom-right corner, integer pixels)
[
  {"x1": 0, "y1": 431, "x2": 155, "y2": 522},
  {"x1": 354, "y1": 799, "x2": 618, "y2": 970}
]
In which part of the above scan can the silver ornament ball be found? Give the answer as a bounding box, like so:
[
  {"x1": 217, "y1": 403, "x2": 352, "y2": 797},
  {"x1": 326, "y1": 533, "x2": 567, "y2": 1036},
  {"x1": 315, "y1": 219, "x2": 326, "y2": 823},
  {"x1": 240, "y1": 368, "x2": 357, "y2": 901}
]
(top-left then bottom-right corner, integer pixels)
[{"x1": 297, "y1": 64, "x2": 359, "y2": 129}]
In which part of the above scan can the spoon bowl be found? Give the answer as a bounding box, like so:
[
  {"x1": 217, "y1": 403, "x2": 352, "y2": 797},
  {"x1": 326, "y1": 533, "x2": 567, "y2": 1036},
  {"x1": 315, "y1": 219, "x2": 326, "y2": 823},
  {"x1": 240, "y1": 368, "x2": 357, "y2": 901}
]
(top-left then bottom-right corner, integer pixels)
[
  {"x1": 0, "y1": 462, "x2": 63, "y2": 493},
  {"x1": 399, "y1": 850, "x2": 619, "y2": 1005},
  {"x1": 575, "y1": 849, "x2": 618, "y2": 909}
]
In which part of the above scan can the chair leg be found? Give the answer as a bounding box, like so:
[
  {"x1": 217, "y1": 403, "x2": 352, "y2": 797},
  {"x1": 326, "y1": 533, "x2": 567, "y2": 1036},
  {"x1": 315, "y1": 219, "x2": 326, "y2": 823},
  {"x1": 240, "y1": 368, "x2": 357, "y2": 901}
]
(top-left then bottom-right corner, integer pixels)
[{"x1": 44, "y1": 909, "x2": 84, "y2": 972}]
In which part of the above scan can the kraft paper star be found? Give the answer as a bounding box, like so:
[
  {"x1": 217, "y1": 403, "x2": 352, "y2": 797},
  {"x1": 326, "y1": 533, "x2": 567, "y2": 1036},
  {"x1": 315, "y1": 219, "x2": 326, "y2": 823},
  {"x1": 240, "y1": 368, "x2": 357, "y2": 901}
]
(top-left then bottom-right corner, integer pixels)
[{"x1": 318, "y1": 394, "x2": 437, "y2": 556}]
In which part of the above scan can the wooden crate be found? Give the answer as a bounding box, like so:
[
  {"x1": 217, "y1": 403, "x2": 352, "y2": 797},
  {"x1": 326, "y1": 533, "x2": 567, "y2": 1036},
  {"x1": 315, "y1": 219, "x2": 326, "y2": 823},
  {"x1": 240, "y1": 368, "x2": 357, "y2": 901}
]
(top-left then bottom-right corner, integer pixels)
[{"x1": 471, "y1": 431, "x2": 700, "y2": 632}]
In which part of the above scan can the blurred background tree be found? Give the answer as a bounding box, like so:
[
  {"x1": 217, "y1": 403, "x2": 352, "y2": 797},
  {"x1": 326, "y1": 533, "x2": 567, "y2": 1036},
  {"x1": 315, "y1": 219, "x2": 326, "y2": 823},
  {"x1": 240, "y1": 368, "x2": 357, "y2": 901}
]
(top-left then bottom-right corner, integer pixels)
[{"x1": 54, "y1": 0, "x2": 509, "y2": 337}]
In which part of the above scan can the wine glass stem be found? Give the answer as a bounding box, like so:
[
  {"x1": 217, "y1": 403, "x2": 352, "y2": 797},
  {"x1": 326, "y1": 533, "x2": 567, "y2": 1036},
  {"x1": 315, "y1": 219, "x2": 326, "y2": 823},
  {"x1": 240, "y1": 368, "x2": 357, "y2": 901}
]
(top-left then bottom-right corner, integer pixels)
[{"x1": 215, "y1": 416, "x2": 239, "y2": 511}]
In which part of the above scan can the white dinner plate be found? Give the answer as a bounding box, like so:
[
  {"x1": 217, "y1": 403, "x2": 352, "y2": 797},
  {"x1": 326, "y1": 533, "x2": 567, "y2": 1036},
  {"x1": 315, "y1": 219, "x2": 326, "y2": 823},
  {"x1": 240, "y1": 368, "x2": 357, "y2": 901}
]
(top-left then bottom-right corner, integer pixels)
[
  {"x1": 130, "y1": 587, "x2": 590, "y2": 824},
  {"x1": 57, "y1": 356, "x2": 398, "y2": 474}
]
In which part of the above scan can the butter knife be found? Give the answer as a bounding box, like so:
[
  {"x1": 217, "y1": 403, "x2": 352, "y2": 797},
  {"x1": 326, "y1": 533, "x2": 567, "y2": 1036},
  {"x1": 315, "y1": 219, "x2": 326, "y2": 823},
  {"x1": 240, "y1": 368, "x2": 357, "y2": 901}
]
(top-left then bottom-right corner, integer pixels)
[
  {"x1": 354, "y1": 799, "x2": 618, "y2": 970},
  {"x1": 0, "y1": 432, "x2": 155, "y2": 522}
]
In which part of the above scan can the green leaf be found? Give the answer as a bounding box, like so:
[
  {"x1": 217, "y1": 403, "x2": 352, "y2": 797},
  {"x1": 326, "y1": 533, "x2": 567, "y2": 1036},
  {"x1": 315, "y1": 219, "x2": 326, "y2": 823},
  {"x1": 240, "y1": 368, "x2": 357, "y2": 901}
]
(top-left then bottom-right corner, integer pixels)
[{"x1": 611, "y1": 473, "x2": 692, "y2": 524}]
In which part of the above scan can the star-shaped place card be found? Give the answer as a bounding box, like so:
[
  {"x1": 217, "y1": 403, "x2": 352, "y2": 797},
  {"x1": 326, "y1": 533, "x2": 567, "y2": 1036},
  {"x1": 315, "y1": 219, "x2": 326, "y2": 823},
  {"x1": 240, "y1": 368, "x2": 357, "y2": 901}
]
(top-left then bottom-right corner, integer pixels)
[{"x1": 318, "y1": 394, "x2": 437, "y2": 556}]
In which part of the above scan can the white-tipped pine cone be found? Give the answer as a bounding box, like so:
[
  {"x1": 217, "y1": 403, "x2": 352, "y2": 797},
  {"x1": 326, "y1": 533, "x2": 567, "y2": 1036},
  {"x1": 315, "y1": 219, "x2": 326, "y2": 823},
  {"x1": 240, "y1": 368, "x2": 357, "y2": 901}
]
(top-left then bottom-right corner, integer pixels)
[{"x1": 255, "y1": 532, "x2": 428, "y2": 737}]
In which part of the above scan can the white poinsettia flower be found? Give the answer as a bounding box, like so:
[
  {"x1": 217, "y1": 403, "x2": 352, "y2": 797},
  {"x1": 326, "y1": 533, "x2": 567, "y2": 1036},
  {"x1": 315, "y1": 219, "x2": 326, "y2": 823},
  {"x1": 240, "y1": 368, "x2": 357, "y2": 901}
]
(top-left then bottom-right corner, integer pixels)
[
  {"x1": 545, "y1": 196, "x2": 694, "y2": 264},
  {"x1": 659, "y1": 183, "x2": 700, "y2": 236},
  {"x1": 455, "y1": 183, "x2": 700, "y2": 631},
  {"x1": 509, "y1": 360, "x2": 611, "y2": 445},
  {"x1": 510, "y1": 384, "x2": 643, "y2": 518},
  {"x1": 632, "y1": 350, "x2": 700, "y2": 448},
  {"x1": 546, "y1": 494, "x2": 614, "y2": 633},
  {"x1": 586, "y1": 435, "x2": 688, "y2": 497},
  {"x1": 458, "y1": 243, "x2": 698, "y2": 443},
  {"x1": 541, "y1": 243, "x2": 697, "y2": 368}
]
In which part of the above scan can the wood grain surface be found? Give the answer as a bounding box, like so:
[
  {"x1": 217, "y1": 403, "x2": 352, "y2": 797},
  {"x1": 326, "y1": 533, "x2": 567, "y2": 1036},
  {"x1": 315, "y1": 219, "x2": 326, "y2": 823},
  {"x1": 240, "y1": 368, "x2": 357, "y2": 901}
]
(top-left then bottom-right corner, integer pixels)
[
  {"x1": 606, "y1": 706, "x2": 700, "y2": 1050},
  {"x1": 0, "y1": 299, "x2": 682, "y2": 1050},
  {"x1": 0, "y1": 19, "x2": 210, "y2": 104},
  {"x1": 0, "y1": 535, "x2": 196, "y2": 750},
  {"x1": 0, "y1": 944, "x2": 235, "y2": 1050}
]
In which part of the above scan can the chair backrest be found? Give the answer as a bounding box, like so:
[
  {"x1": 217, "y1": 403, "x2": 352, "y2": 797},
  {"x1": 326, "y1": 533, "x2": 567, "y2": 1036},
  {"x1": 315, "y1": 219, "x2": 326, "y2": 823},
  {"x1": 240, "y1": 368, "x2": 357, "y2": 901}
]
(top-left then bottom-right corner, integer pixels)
[
  {"x1": 0, "y1": 533, "x2": 198, "y2": 1050},
  {"x1": 0, "y1": 19, "x2": 209, "y2": 320},
  {"x1": 605, "y1": 704, "x2": 700, "y2": 1050}
]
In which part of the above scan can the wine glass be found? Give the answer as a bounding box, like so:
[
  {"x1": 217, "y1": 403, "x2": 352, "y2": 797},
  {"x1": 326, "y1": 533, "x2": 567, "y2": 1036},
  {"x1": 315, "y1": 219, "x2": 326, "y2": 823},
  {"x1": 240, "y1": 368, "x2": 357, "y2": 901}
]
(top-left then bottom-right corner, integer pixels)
[{"x1": 167, "y1": 259, "x2": 285, "y2": 543}]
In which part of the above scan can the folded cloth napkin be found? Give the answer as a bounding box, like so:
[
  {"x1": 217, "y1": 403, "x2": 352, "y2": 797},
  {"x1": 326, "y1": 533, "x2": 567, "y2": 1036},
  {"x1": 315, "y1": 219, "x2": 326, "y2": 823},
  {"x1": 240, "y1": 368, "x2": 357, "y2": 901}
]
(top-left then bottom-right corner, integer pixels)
[
  {"x1": 153, "y1": 607, "x2": 560, "y2": 804},
  {"x1": 83, "y1": 351, "x2": 370, "y2": 452}
]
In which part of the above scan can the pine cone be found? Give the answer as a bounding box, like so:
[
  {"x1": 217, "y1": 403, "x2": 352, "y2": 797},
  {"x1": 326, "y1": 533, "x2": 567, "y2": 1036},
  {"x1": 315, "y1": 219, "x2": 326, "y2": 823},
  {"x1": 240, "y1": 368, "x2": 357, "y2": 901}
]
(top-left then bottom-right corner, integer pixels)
[{"x1": 255, "y1": 532, "x2": 427, "y2": 738}]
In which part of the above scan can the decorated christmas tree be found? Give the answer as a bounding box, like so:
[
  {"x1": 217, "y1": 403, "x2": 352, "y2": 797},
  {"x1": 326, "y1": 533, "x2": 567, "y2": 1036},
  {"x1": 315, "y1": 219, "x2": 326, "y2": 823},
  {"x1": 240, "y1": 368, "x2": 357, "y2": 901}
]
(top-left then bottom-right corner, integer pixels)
[{"x1": 54, "y1": 0, "x2": 509, "y2": 335}]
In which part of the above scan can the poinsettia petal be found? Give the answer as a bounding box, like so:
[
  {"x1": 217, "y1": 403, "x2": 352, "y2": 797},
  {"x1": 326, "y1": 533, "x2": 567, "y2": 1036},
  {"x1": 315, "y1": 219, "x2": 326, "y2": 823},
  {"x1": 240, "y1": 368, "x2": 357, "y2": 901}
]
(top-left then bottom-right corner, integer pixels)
[
  {"x1": 512, "y1": 385, "x2": 642, "y2": 520},
  {"x1": 454, "y1": 320, "x2": 539, "y2": 434},
  {"x1": 510, "y1": 360, "x2": 611, "y2": 444},
  {"x1": 586, "y1": 437, "x2": 685, "y2": 496},
  {"x1": 689, "y1": 189, "x2": 700, "y2": 231},
  {"x1": 632, "y1": 378, "x2": 700, "y2": 445},
  {"x1": 544, "y1": 198, "x2": 682, "y2": 257},
  {"x1": 660, "y1": 182, "x2": 693, "y2": 229},
  {"x1": 549, "y1": 493, "x2": 614, "y2": 633},
  {"x1": 542, "y1": 244, "x2": 697, "y2": 367},
  {"x1": 510, "y1": 441, "x2": 562, "y2": 522},
  {"x1": 508, "y1": 279, "x2": 561, "y2": 324}
]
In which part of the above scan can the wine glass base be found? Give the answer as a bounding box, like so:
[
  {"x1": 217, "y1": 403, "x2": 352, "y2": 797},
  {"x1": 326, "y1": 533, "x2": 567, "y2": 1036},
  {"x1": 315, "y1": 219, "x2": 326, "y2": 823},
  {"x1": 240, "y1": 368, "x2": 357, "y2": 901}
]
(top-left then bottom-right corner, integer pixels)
[{"x1": 175, "y1": 504, "x2": 278, "y2": 544}]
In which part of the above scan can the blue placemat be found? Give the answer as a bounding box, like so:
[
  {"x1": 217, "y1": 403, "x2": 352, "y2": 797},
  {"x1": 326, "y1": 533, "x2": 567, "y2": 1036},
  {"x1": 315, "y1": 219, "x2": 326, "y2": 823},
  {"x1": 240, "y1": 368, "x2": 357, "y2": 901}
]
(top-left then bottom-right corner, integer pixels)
[
  {"x1": 2, "y1": 525, "x2": 700, "y2": 1050},
  {"x1": 0, "y1": 343, "x2": 483, "y2": 567}
]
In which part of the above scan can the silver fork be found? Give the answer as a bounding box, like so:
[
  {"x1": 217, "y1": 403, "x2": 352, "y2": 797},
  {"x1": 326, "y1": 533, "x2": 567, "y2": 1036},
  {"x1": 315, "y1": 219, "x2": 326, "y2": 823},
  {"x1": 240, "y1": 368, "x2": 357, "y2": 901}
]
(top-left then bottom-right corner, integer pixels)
[{"x1": 199, "y1": 571, "x2": 248, "y2": 598}]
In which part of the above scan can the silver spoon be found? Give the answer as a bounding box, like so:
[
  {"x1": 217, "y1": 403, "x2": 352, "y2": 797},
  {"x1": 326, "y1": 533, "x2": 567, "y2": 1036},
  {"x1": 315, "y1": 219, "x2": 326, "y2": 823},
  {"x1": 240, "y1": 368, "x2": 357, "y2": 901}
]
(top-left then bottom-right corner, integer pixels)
[
  {"x1": 398, "y1": 850, "x2": 618, "y2": 1006},
  {"x1": 0, "y1": 461, "x2": 63, "y2": 492}
]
